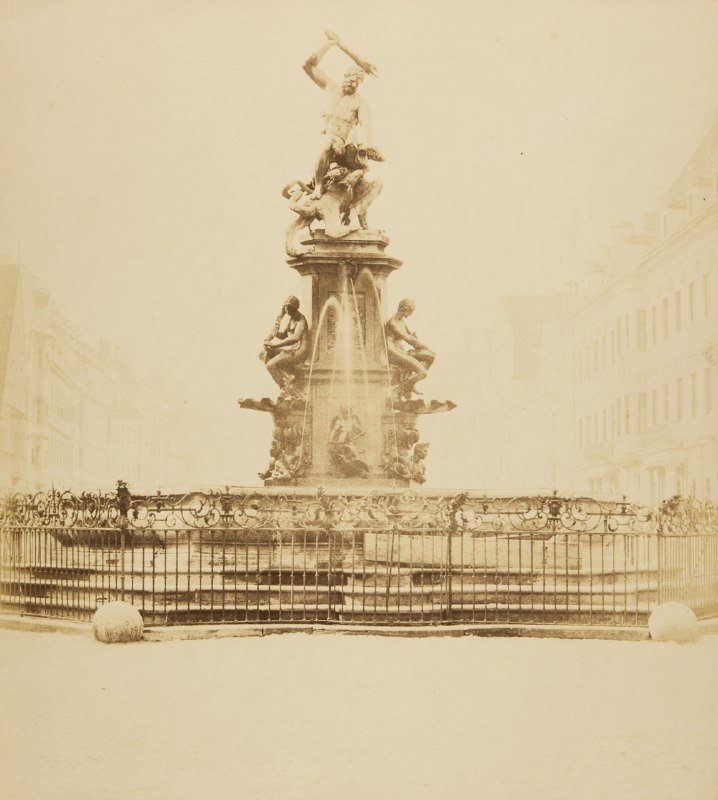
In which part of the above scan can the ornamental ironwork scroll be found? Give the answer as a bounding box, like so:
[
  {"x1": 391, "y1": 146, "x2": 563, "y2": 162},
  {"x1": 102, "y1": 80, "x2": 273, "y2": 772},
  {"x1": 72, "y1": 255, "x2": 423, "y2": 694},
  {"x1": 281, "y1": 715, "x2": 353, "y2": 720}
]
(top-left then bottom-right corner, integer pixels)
[{"x1": 6, "y1": 485, "x2": 714, "y2": 538}]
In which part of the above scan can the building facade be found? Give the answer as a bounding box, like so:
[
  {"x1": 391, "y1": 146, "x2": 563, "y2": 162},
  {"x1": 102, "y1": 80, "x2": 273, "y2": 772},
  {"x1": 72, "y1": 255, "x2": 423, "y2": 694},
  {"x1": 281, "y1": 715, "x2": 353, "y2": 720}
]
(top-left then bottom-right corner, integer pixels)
[
  {"x1": 476, "y1": 120, "x2": 718, "y2": 506},
  {"x1": 571, "y1": 122, "x2": 718, "y2": 505},
  {"x1": 0, "y1": 265, "x2": 237, "y2": 493}
]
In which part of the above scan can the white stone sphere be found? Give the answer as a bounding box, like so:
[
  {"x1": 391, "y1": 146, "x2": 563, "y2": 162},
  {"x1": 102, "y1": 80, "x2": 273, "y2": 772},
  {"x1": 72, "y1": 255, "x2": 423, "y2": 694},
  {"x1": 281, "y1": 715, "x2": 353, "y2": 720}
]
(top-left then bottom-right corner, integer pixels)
[
  {"x1": 648, "y1": 602, "x2": 699, "y2": 643},
  {"x1": 92, "y1": 601, "x2": 144, "y2": 643}
]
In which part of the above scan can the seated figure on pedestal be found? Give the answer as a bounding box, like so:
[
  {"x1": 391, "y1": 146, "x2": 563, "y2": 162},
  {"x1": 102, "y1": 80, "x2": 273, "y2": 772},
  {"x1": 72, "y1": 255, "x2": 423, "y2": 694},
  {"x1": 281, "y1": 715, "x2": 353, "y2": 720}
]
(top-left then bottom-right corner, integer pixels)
[
  {"x1": 259, "y1": 296, "x2": 309, "y2": 399},
  {"x1": 385, "y1": 299, "x2": 435, "y2": 400}
]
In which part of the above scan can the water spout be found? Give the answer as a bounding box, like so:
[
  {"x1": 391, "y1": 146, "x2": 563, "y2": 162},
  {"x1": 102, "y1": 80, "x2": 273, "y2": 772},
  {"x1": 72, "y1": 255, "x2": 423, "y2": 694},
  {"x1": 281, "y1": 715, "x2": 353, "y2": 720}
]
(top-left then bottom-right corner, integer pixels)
[
  {"x1": 298, "y1": 294, "x2": 343, "y2": 467},
  {"x1": 356, "y1": 266, "x2": 400, "y2": 460}
]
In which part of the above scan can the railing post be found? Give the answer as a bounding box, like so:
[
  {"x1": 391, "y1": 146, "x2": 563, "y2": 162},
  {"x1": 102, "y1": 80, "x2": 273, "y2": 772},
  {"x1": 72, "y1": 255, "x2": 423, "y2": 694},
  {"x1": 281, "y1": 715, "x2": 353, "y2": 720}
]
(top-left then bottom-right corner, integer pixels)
[
  {"x1": 327, "y1": 515, "x2": 332, "y2": 623},
  {"x1": 447, "y1": 493, "x2": 468, "y2": 622},
  {"x1": 116, "y1": 480, "x2": 130, "y2": 603},
  {"x1": 318, "y1": 488, "x2": 334, "y2": 623}
]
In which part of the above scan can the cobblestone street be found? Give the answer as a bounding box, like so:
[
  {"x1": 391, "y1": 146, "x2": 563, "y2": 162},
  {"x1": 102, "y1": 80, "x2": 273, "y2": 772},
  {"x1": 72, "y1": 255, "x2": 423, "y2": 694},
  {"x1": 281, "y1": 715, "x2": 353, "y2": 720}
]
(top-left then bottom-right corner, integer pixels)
[{"x1": 1, "y1": 629, "x2": 717, "y2": 799}]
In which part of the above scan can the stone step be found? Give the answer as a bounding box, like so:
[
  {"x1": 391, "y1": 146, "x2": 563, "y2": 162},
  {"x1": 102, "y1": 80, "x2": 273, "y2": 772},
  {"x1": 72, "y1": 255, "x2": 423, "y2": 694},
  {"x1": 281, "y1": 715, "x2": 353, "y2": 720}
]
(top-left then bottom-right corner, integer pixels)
[
  {"x1": 8, "y1": 535, "x2": 652, "y2": 574},
  {"x1": 338, "y1": 609, "x2": 651, "y2": 625},
  {"x1": 0, "y1": 588, "x2": 654, "y2": 614},
  {"x1": 0, "y1": 593, "x2": 99, "y2": 613},
  {"x1": 0, "y1": 592, "x2": 656, "y2": 628},
  {"x1": 0, "y1": 574, "x2": 659, "y2": 602},
  {"x1": 1, "y1": 563, "x2": 660, "y2": 585}
]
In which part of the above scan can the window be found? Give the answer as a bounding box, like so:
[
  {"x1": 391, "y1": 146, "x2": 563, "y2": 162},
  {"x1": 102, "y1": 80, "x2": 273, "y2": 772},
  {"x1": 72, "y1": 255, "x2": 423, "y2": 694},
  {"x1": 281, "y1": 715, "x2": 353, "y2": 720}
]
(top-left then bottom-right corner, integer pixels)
[
  {"x1": 676, "y1": 377, "x2": 684, "y2": 421},
  {"x1": 625, "y1": 314, "x2": 630, "y2": 350},
  {"x1": 577, "y1": 419, "x2": 583, "y2": 449},
  {"x1": 624, "y1": 394, "x2": 630, "y2": 434},
  {"x1": 602, "y1": 409, "x2": 607, "y2": 440},
  {"x1": 617, "y1": 321, "x2": 622, "y2": 354},
  {"x1": 610, "y1": 331, "x2": 615, "y2": 363},
  {"x1": 651, "y1": 304, "x2": 657, "y2": 345},
  {"x1": 674, "y1": 290, "x2": 682, "y2": 333},
  {"x1": 707, "y1": 367, "x2": 713, "y2": 414},
  {"x1": 704, "y1": 272, "x2": 712, "y2": 316},
  {"x1": 663, "y1": 384, "x2": 670, "y2": 422},
  {"x1": 593, "y1": 341, "x2": 598, "y2": 373},
  {"x1": 691, "y1": 372, "x2": 697, "y2": 417},
  {"x1": 638, "y1": 393, "x2": 647, "y2": 432},
  {"x1": 601, "y1": 336, "x2": 606, "y2": 370},
  {"x1": 688, "y1": 282, "x2": 695, "y2": 325},
  {"x1": 637, "y1": 309, "x2": 646, "y2": 350},
  {"x1": 652, "y1": 388, "x2": 658, "y2": 426},
  {"x1": 662, "y1": 297, "x2": 669, "y2": 337},
  {"x1": 677, "y1": 466, "x2": 686, "y2": 496}
]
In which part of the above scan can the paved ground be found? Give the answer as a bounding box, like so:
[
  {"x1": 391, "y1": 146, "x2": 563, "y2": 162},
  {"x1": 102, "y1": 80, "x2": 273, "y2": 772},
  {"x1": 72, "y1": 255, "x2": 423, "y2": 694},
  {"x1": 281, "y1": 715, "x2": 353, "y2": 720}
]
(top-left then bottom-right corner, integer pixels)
[{"x1": 1, "y1": 629, "x2": 717, "y2": 800}]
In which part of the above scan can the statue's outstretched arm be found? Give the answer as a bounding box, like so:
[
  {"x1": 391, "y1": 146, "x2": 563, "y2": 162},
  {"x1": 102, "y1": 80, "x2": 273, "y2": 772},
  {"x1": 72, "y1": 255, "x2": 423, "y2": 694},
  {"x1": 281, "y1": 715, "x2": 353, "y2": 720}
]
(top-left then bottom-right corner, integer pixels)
[
  {"x1": 303, "y1": 37, "x2": 335, "y2": 88},
  {"x1": 326, "y1": 31, "x2": 378, "y2": 77}
]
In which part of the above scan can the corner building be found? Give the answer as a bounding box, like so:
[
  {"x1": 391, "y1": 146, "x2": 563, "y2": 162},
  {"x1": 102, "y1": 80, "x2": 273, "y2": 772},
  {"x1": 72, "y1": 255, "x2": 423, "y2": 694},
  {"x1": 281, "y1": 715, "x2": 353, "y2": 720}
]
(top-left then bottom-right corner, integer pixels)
[{"x1": 571, "y1": 121, "x2": 718, "y2": 505}]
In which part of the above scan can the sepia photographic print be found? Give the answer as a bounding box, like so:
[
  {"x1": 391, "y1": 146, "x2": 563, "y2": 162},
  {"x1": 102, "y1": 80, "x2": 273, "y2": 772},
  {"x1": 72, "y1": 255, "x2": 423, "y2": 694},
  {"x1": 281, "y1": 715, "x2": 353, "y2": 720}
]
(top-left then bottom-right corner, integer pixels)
[{"x1": 1, "y1": 1, "x2": 717, "y2": 798}]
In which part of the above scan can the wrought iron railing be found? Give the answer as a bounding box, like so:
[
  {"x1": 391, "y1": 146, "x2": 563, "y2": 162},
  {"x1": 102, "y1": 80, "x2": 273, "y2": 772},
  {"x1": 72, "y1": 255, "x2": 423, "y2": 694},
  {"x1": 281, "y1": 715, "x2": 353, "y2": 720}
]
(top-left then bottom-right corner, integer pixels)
[{"x1": 1, "y1": 486, "x2": 716, "y2": 626}]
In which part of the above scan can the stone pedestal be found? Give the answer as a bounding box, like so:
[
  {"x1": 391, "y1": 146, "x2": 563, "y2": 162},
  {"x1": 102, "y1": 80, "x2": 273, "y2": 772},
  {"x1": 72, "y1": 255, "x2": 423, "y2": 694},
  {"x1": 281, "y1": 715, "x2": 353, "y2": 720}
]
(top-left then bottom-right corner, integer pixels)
[
  {"x1": 240, "y1": 229, "x2": 455, "y2": 488},
  {"x1": 290, "y1": 231, "x2": 399, "y2": 485}
]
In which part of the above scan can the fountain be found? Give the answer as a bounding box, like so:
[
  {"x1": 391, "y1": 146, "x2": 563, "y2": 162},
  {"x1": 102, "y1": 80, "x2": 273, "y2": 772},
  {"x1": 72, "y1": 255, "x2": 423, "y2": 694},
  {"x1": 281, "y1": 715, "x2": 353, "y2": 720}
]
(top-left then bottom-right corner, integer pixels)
[
  {"x1": 239, "y1": 31, "x2": 456, "y2": 487},
  {"x1": 3, "y1": 32, "x2": 710, "y2": 633}
]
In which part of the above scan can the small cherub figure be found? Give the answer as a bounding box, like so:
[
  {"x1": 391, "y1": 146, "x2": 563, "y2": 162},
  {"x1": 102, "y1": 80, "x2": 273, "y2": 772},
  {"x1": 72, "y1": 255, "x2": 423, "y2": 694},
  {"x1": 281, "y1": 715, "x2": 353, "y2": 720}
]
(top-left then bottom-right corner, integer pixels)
[{"x1": 329, "y1": 406, "x2": 369, "y2": 478}]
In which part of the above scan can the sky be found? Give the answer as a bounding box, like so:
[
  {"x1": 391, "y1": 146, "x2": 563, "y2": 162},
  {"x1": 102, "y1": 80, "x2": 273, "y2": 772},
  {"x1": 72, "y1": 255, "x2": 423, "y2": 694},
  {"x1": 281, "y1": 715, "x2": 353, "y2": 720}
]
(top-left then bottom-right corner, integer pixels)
[{"x1": 1, "y1": 0, "x2": 717, "y2": 487}]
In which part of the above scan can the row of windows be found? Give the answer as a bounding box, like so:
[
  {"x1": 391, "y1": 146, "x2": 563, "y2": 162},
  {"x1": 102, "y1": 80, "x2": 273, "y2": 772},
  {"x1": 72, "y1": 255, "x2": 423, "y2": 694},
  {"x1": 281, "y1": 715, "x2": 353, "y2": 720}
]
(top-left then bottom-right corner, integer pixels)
[
  {"x1": 50, "y1": 386, "x2": 75, "y2": 424},
  {"x1": 587, "y1": 471, "x2": 712, "y2": 503},
  {"x1": 49, "y1": 436, "x2": 73, "y2": 470},
  {"x1": 30, "y1": 442, "x2": 137, "y2": 482},
  {"x1": 577, "y1": 271, "x2": 712, "y2": 380},
  {"x1": 578, "y1": 368, "x2": 713, "y2": 447}
]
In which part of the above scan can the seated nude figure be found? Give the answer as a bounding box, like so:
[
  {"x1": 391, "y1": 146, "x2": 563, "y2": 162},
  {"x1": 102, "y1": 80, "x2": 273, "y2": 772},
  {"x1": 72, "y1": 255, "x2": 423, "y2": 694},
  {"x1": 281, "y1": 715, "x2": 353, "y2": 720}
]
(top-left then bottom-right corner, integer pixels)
[
  {"x1": 385, "y1": 299, "x2": 435, "y2": 399},
  {"x1": 259, "y1": 296, "x2": 309, "y2": 395}
]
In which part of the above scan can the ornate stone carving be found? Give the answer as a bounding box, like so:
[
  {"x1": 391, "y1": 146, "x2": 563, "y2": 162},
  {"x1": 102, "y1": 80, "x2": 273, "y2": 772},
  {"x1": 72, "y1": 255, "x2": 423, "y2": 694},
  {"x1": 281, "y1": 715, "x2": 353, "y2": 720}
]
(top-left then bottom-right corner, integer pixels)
[
  {"x1": 383, "y1": 424, "x2": 430, "y2": 484},
  {"x1": 240, "y1": 37, "x2": 457, "y2": 486},
  {"x1": 385, "y1": 299, "x2": 436, "y2": 400},
  {"x1": 329, "y1": 406, "x2": 369, "y2": 478},
  {"x1": 258, "y1": 417, "x2": 309, "y2": 484},
  {"x1": 303, "y1": 31, "x2": 380, "y2": 197},
  {"x1": 284, "y1": 32, "x2": 383, "y2": 256},
  {"x1": 390, "y1": 399, "x2": 457, "y2": 415},
  {"x1": 283, "y1": 155, "x2": 382, "y2": 256}
]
